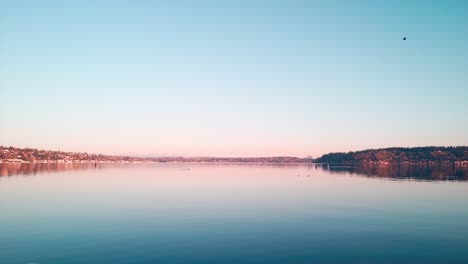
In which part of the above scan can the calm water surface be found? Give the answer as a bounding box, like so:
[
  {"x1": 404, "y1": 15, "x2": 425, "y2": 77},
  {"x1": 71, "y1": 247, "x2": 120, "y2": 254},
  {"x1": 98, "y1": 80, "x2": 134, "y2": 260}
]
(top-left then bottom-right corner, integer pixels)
[{"x1": 1, "y1": 163, "x2": 468, "y2": 264}]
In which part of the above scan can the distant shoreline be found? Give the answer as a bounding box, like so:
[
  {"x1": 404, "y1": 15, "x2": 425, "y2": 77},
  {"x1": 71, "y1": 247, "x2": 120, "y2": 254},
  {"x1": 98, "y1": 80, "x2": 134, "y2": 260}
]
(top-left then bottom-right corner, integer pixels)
[
  {"x1": 1, "y1": 146, "x2": 467, "y2": 165},
  {"x1": 1, "y1": 161, "x2": 467, "y2": 166},
  {"x1": 0, "y1": 161, "x2": 312, "y2": 165}
]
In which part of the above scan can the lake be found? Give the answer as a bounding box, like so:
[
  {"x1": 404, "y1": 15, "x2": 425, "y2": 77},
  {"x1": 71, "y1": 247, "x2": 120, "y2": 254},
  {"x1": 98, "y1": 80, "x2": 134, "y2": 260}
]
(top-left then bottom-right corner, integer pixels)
[{"x1": 1, "y1": 163, "x2": 468, "y2": 263}]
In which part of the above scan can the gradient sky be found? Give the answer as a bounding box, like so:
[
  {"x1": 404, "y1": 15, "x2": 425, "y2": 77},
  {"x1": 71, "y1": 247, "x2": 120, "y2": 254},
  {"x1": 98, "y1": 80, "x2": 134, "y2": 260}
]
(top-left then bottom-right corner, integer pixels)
[{"x1": 1, "y1": 1, "x2": 467, "y2": 157}]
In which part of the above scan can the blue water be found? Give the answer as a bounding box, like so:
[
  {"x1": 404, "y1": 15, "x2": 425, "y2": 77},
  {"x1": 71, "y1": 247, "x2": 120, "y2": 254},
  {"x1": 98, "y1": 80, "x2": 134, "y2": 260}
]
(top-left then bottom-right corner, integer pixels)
[{"x1": 1, "y1": 163, "x2": 467, "y2": 263}]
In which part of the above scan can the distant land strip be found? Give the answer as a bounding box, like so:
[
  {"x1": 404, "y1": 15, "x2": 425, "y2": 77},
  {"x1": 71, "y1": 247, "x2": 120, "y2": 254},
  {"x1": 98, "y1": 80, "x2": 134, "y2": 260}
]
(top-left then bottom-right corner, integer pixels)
[
  {"x1": 0, "y1": 146, "x2": 467, "y2": 164},
  {"x1": 315, "y1": 146, "x2": 468, "y2": 165},
  {"x1": 0, "y1": 146, "x2": 311, "y2": 164}
]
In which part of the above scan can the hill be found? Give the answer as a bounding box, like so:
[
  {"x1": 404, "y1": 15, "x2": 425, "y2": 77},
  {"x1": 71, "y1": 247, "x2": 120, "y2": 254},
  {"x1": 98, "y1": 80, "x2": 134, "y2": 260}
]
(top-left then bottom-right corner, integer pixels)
[{"x1": 315, "y1": 147, "x2": 468, "y2": 164}]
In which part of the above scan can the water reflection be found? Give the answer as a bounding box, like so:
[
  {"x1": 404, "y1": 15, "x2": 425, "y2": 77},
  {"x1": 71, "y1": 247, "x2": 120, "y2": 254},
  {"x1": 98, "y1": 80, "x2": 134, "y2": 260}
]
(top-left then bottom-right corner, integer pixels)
[
  {"x1": 325, "y1": 163, "x2": 468, "y2": 181},
  {"x1": 1, "y1": 162, "x2": 468, "y2": 181},
  {"x1": 0, "y1": 163, "x2": 300, "y2": 177},
  {"x1": 0, "y1": 163, "x2": 103, "y2": 177}
]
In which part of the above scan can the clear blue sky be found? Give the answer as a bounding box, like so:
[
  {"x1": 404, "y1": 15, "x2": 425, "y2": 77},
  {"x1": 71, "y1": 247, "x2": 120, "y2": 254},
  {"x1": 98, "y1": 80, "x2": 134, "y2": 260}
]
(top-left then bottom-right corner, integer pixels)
[{"x1": 1, "y1": 1, "x2": 467, "y2": 157}]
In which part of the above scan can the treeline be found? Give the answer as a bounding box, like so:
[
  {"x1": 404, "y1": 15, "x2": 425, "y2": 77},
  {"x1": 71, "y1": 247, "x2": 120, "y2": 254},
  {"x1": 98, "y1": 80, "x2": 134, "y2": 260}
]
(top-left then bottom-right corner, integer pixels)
[
  {"x1": 145, "y1": 156, "x2": 310, "y2": 163},
  {"x1": 315, "y1": 147, "x2": 468, "y2": 164}
]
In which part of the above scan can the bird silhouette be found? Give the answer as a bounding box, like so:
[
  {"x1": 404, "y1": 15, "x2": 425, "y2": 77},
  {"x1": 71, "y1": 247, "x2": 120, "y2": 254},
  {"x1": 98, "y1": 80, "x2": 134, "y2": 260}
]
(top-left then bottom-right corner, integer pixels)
[{"x1": 403, "y1": 37, "x2": 407, "y2": 40}]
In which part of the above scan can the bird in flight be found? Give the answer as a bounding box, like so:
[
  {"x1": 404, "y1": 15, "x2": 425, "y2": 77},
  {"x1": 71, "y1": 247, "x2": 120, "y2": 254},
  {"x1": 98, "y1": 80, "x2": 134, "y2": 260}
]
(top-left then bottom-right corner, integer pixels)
[{"x1": 403, "y1": 37, "x2": 407, "y2": 40}]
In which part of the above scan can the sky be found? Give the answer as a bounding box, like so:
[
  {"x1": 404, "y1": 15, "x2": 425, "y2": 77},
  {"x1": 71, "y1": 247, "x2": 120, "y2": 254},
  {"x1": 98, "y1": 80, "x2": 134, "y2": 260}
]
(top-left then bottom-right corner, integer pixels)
[{"x1": 1, "y1": 0, "x2": 467, "y2": 157}]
